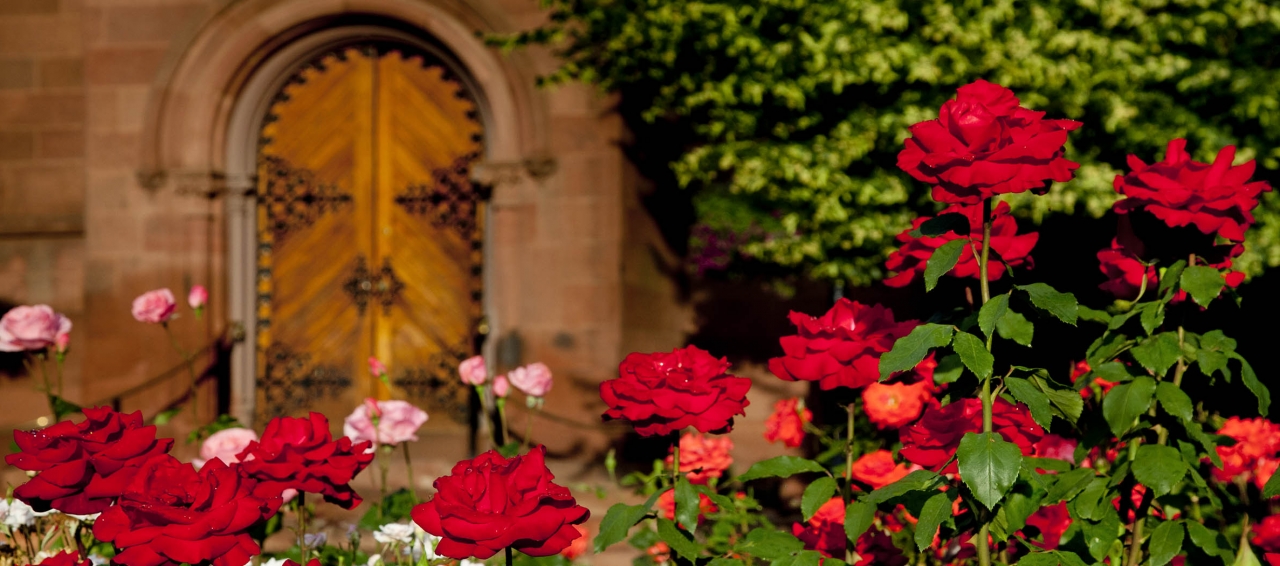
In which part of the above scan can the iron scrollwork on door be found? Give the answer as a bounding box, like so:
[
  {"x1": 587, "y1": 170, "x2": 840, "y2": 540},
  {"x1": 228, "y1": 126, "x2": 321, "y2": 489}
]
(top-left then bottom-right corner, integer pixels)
[
  {"x1": 258, "y1": 155, "x2": 353, "y2": 245},
  {"x1": 258, "y1": 343, "x2": 352, "y2": 420},
  {"x1": 394, "y1": 153, "x2": 490, "y2": 234},
  {"x1": 342, "y1": 255, "x2": 405, "y2": 315},
  {"x1": 392, "y1": 342, "x2": 474, "y2": 424}
]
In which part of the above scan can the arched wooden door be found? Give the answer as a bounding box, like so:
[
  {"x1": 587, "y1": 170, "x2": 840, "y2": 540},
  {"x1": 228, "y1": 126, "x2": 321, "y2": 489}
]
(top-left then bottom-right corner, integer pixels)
[{"x1": 253, "y1": 45, "x2": 485, "y2": 432}]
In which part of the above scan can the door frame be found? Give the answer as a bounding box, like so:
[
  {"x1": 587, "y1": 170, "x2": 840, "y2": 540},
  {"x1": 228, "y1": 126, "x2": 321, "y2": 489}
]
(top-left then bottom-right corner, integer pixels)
[{"x1": 224, "y1": 24, "x2": 496, "y2": 425}]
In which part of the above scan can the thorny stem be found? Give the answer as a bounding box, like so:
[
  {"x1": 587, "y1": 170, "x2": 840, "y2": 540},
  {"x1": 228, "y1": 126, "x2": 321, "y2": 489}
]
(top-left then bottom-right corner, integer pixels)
[
  {"x1": 496, "y1": 397, "x2": 510, "y2": 447},
  {"x1": 402, "y1": 442, "x2": 417, "y2": 504},
  {"x1": 976, "y1": 198, "x2": 995, "y2": 566},
  {"x1": 845, "y1": 403, "x2": 856, "y2": 564},
  {"x1": 298, "y1": 492, "x2": 310, "y2": 563}
]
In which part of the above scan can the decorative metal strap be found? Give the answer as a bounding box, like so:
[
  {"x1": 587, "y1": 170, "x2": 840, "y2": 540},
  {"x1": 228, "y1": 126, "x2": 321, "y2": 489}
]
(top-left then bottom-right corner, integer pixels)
[{"x1": 342, "y1": 255, "x2": 405, "y2": 315}]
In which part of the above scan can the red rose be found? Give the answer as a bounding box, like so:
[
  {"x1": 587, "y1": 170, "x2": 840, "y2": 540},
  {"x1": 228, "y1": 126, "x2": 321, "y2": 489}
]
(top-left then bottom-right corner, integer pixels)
[
  {"x1": 601, "y1": 346, "x2": 751, "y2": 436},
  {"x1": 768, "y1": 300, "x2": 920, "y2": 390},
  {"x1": 1267, "y1": 554, "x2": 1280, "y2": 566},
  {"x1": 862, "y1": 376, "x2": 935, "y2": 430},
  {"x1": 884, "y1": 202, "x2": 1039, "y2": 288},
  {"x1": 849, "y1": 450, "x2": 911, "y2": 489},
  {"x1": 856, "y1": 530, "x2": 908, "y2": 566},
  {"x1": 1114, "y1": 139, "x2": 1271, "y2": 244},
  {"x1": 897, "y1": 79, "x2": 1081, "y2": 204},
  {"x1": 25, "y1": 551, "x2": 92, "y2": 566},
  {"x1": 4, "y1": 407, "x2": 174, "y2": 514},
  {"x1": 764, "y1": 398, "x2": 812, "y2": 448},
  {"x1": 411, "y1": 445, "x2": 589, "y2": 559},
  {"x1": 1209, "y1": 417, "x2": 1280, "y2": 483},
  {"x1": 1032, "y1": 434, "x2": 1078, "y2": 465},
  {"x1": 93, "y1": 455, "x2": 281, "y2": 566},
  {"x1": 898, "y1": 398, "x2": 1044, "y2": 474},
  {"x1": 793, "y1": 497, "x2": 847, "y2": 558},
  {"x1": 1097, "y1": 237, "x2": 1157, "y2": 300},
  {"x1": 234, "y1": 412, "x2": 374, "y2": 509},
  {"x1": 665, "y1": 432, "x2": 733, "y2": 485},
  {"x1": 1025, "y1": 502, "x2": 1072, "y2": 549},
  {"x1": 1255, "y1": 516, "x2": 1280, "y2": 553}
]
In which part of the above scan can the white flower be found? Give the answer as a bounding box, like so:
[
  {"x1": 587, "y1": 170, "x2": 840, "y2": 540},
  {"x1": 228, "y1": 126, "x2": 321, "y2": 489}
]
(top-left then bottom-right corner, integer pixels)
[
  {"x1": 302, "y1": 532, "x2": 327, "y2": 548},
  {"x1": 67, "y1": 512, "x2": 101, "y2": 522},
  {"x1": 261, "y1": 558, "x2": 290, "y2": 566},
  {"x1": 366, "y1": 554, "x2": 383, "y2": 566},
  {"x1": 88, "y1": 556, "x2": 109, "y2": 566},
  {"x1": 374, "y1": 523, "x2": 415, "y2": 545},
  {"x1": 3, "y1": 499, "x2": 36, "y2": 528}
]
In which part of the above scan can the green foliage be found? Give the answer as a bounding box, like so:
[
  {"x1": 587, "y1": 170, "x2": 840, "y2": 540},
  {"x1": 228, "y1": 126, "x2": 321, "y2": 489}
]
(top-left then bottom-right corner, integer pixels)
[
  {"x1": 801, "y1": 477, "x2": 838, "y2": 521},
  {"x1": 737, "y1": 456, "x2": 828, "y2": 481},
  {"x1": 956, "y1": 432, "x2": 1022, "y2": 510},
  {"x1": 924, "y1": 240, "x2": 968, "y2": 291},
  {"x1": 490, "y1": 0, "x2": 1280, "y2": 282},
  {"x1": 358, "y1": 489, "x2": 418, "y2": 531},
  {"x1": 879, "y1": 323, "x2": 954, "y2": 379}
]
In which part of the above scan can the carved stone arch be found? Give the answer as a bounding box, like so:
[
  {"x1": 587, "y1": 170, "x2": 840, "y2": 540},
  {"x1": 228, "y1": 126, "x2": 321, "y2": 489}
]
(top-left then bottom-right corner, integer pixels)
[{"x1": 140, "y1": 0, "x2": 549, "y2": 423}]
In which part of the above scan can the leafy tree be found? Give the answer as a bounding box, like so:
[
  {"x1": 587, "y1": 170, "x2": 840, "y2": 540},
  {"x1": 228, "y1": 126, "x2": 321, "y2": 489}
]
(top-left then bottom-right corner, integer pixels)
[{"x1": 490, "y1": 0, "x2": 1280, "y2": 284}]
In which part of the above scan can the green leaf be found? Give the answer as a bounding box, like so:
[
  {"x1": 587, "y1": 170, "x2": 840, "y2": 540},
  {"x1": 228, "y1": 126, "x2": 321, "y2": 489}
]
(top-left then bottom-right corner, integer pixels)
[
  {"x1": 1198, "y1": 350, "x2": 1230, "y2": 379},
  {"x1": 910, "y1": 213, "x2": 970, "y2": 238},
  {"x1": 801, "y1": 477, "x2": 837, "y2": 521},
  {"x1": 594, "y1": 491, "x2": 661, "y2": 553},
  {"x1": 1140, "y1": 301, "x2": 1165, "y2": 335},
  {"x1": 866, "y1": 470, "x2": 940, "y2": 503},
  {"x1": 674, "y1": 476, "x2": 699, "y2": 530},
  {"x1": 1181, "y1": 265, "x2": 1226, "y2": 307},
  {"x1": 979, "y1": 293, "x2": 1010, "y2": 337},
  {"x1": 50, "y1": 396, "x2": 83, "y2": 421},
  {"x1": 1078, "y1": 306, "x2": 1112, "y2": 324},
  {"x1": 1071, "y1": 478, "x2": 1112, "y2": 521},
  {"x1": 879, "y1": 324, "x2": 954, "y2": 380},
  {"x1": 924, "y1": 239, "x2": 969, "y2": 292},
  {"x1": 1233, "y1": 354, "x2": 1271, "y2": 415},
  {"x1": 1083, "y1": 506, "x2": 1123, "y2": 561},
  {"x1": 996, "y1": 308, "x2": 1034, "y2": 346},
  {"x1": 1187, "y1": 519, "x2": 1233, "y2": 565},
  {"x1": 732, "y1": 529, "x2": 804, "y2": 560},
  {"x1": 1265, "y1": 466, "x2": 1280, "y2": 499},
  {"x1": 1017, "y1": 283, "x2": 1079, "y2": 325},
  {"x1": 952, "y1": 331, "x2": 993, "y2": 379},
  {"x1": 1045, "y1": 468, "x2": 1096, "y2": 503},
  {"x1": 152, "y1": 407, "x2": 182, "y2": 426},
  {"x1": 657, "y1": 518, "x2": 702, "y2": 558},
  {"x1": 914, "y1": 492, "x2": 952, "y2": 551},
  {"x1": 1159, "y1": 260, "x2": 1188, "y2": 298},
  {"x1": 358, "y1": 488, "x2": 419, "y2": 530},
  {"x1": 1130, "y1": 332, "x2": 1182, "y2": 376},
  {"x1": 1235, "y1": 539, "x2": 1263, "y2": 566},
  {"x1": 1155, "y1": 382, "x2": 1193, "y2": 421},
  {"x1": 1055, "y1": 550, "x2": 1092, "y2": 566},
  {"x1": 844, "y1": 500, "x2": 876, "y2": 543},
  {"x1": 957, "y1": 432, "x2": 1023, "y2": 510},
  {"x1": 1102, "y1": 377, "x2": 1156, "y2": 437},
  {"x1": 1183, "y1": 419, "x2": 1224, "y2": 468},
  {"x1": 1093, "y1": 361, "x2": 1138, "y2": 383},
  {"x1": 933, "y1": 354, "x2": 965, "y2": 385},
  {"x1": 737, "y1": 456, "x2": 827, "y2": 482},
  {"x1": 1018, "y1": 554, "x2": 1060, "y2": 566},
  {"x1": 1148, "y1": 520, "x2": 1185, "y2": 566},
  {"x1": 1006, "y1": 377, "x2": 1052, "y2": 429},
  {"x1": 1132, "y1": 444, "x2": 1187, "y2": 496},
  {"x1": 708, "y1": 560, "x2": 747, "y2": 566},
  {"x1": 773, "y1": 551, "x2": 826, "y2": 566}
]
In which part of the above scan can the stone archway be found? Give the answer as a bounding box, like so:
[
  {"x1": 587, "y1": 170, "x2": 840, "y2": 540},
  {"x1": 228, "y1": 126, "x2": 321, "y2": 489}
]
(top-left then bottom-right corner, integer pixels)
[{"x1": 139, "y1": 0, "x2": 551, "y2": 424}]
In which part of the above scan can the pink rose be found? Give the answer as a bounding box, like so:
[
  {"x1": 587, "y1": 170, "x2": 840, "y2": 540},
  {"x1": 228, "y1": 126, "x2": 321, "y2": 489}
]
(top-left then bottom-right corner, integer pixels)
[
  {"x1": 55, "y1": 330, "x2": 70, "y2": 354},
  {"x1": 131, "y1": 289, "x2": 176, "y2": 324},
  {"x1": 343, "y1": 399, "x2": 429, "y2": 446},
  {"x1": 369, "y1": 356, "x2": 388, "y2": 377},
  {"x1": 459, "y1": 355, "x2": 487, "y2": 386},
  {"x1": 509, "y1": 362, "x2": 553, "y2": 397},
  {"x1": 194, "y1": 427, "x2": 259, "y2": 469},
  {"x1": 187, "y1": 285, "x2": 208, "y2": 310},
  {"x1": 493, "y1": 375, "x2": 511, "y2": 398},
  {"x1": 0, "y1": 305, "x2": 72, "y2": 352}
]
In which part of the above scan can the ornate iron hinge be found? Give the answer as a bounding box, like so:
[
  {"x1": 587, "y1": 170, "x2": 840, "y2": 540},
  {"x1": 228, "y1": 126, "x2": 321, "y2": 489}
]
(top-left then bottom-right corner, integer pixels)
[{"x1": 342, "y1": 255, "x2": 404, "y2": 315}]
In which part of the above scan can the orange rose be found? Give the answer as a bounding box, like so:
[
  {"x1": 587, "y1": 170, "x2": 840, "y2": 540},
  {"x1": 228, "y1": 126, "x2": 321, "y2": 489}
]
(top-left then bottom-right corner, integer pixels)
[
  {"x1": 656, "y1": 489, "x2": 717, "y2": 527},
  {"x1": 850, "y1": 450, "x2": 911, "y2": 489},
  {"x1": 559, "y1": 525, "x2": 589, "y2": 560},
  {"x1": 764, "y1": 398, "x2": 812, "y2": 448},
  {"x1": 665, "y1": 432, "x2": 733, "y2": 485},
  {"x1": 862, "y1": 381, "x2": 932, "y2": 429}
]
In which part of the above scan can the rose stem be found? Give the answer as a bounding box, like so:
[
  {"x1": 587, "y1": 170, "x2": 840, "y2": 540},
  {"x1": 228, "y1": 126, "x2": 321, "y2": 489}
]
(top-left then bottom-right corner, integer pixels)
[
  {"x1": 523, "y1": 401, "x2": 537, "y2": 450},
  {"x1": 30, "y1": 355, "x2": 55, "y2": 419},
  {"x1": 672, "y1": 436, "x2": 681, "y2": 524},
  {"x1": 496, "y1": 396, "x2": 510, "y2": 447},
  {"x1": 976, "y1": 197, "x2": 994, "y2": 566},
  {"x1": 163, "y1": 323, "x2": 200, "y2": 423},
  {"x1": 298, "y1": 492, "x2": 310, "y2": 563},
  {"x1": 402, "y1": 442, "x2": 418, "y2": 504},
  {"x1": 506, "y1": 546, "x2": 514, "y2": 566},
  {"x1": 844, "y1": 402, "x2": 856, "y2": 564},
  {"x1": 378, "y1": 444, "x2": 391, "y2": 518}
]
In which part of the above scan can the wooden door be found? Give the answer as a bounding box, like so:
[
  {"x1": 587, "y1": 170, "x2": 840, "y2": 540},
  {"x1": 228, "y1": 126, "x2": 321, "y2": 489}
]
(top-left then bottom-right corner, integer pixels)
[{"x1": 254, "y1": 45, "x2": 485, "y2": 431}]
